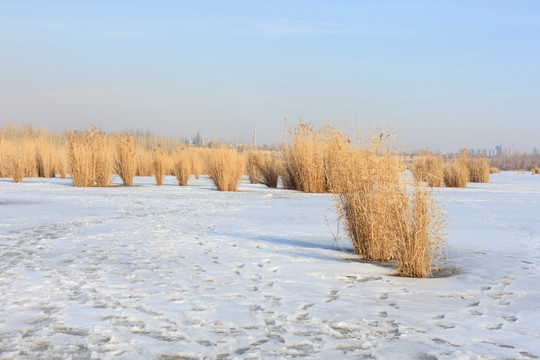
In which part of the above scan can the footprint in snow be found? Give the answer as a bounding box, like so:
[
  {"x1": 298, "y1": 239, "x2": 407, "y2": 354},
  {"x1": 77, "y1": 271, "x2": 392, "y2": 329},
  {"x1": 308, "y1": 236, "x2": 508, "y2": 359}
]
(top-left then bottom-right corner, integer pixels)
[
  {"x1": 485, "y1": 323, "x2": 503, "y2": 331},
  {"x1": 324, "y1": 289, "x2": 339, "y2": 303},
  {"x1": 502, "y1": 315, "x2": 518, "y2": 322}
]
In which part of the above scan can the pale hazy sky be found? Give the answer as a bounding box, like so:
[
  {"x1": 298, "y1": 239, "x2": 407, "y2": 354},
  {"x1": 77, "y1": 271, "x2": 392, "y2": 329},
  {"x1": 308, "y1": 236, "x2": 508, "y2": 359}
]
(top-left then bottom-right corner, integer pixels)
[{"x1": 1, "y1": 1, "x2": 539, "y2": 152}]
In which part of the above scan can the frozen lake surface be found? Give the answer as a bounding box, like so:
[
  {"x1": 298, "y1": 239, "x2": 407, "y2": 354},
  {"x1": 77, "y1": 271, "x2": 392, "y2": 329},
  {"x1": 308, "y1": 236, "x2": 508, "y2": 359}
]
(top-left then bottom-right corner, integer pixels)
[{"x1": 1, "y1": 172, "x2": 539, "y2": 359}]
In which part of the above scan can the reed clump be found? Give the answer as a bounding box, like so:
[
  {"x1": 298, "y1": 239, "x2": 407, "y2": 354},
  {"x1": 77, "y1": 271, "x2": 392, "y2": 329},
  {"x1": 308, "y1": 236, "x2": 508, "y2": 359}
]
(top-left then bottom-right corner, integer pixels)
[
  {"x1": 255, "y1": 151, "x2": 283, "y2": 188},
  {"x1": 327, "y1": 132, "x2": 402, "y2": 262},
  {"x1": 532, "y1": 167, "x2": 540, "y2": 175},
  {"x1": 114, "y1": 134, "x2": 137, "y2": 186},
  {"x1": 457, "y1": 148, "x2": 472, "y2": 177},
  {"x1": 67, "y1": 127, "x2": 112, "y2": 187},
  {"x1": 173, "y1": 147, "x2": 192, "y2": 186},
  {"x1": 67, "y1": 130, "x2": 94, "y2": 187},
  {"x1": 246, "y1": 150, "x2": 263, "y2": 184},
  {"x1": 490, "y1": 166, "x2": 500, "y2": 174},
  {"x1": 411, "y1": 150, "x2": 444, "y2": 187},
  {"x1": 35, "y1": 135, "x2": 56, "y2": 178},
  {"x1": 56, "y1": 146, "x2": 69, "y2": 179},
  {"x1": 282, "y1": 122, "x2": 329, "y2": 193},
  {"x1": 136, "y1": 148, "x2": 153, "y2": 177},
  {"x1": 203, "y1": 146, "x2": 245, "y2": 191},
  {"x1": 153, "y1": 145, "x2": 171, "y2": 186},
  {"x1": 190, "y1": 148, "x2": 203, "y2": 179},
  {"x1": 443, "y1": 161, "x2": 469, "y2": 188},
  {"x1": 323, "y1": 127, "x2": 446, "y2": 277},
  {"x1": 470, "y1": 155, "x2": 490, "y2": 183},
  {"x1": 1, "y1": 139, "x2": 34, "y2": 182},
  {"x1": 392, "y1": 182, "x2": 446, "y2": 278}
]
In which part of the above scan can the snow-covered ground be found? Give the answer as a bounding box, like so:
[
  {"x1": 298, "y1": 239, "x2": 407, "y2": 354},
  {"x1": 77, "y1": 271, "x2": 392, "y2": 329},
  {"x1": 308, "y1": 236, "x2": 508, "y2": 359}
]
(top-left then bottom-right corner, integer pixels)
[{"x1": 0, "y1": 172, "x2": 539, "y2": 359}]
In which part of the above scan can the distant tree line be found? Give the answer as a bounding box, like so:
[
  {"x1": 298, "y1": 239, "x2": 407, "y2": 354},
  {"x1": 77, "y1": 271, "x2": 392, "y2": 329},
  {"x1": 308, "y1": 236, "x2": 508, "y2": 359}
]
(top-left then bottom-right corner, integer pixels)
[{"x1": 489, "y1": 153, "x2": 540, "y2": 171}]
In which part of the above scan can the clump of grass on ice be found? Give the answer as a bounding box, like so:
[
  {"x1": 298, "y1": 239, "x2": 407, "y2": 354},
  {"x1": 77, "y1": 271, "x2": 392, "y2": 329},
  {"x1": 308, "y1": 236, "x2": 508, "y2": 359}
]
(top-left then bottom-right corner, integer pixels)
[
  {"x1": 325, "y1": 128, "x2": 446, "y2": 277},
  {"x1": 136, "y1": 148, "x2": 153, "y2": 177},
  {"x1": 326, "y1": 131, "x2": 402, "y2": 262},
  {"x1": 469, "y1": 155, "x2": 490, "y2": 183},
  {"x1": 411, "y1": 150, "x2": 444, "y2": 187},
  {"x1": 246, "y1": 150, "x2": 262, "y2": 184},
  {"x1": 173, "y1": 147, "x2": 192, "y2": 186},
  {"x1": 282, "y1": 122, "x2": 328, "y2": 193},
  {"x1": 114, "y1": 133, "x2": 137, "y2": 186},
  {"x1": 203, "y1": 146, "x2": 245, "y2": 191},
  {"x1": 391, "y1": 181, "x2": 447, "y2": 278},
  {"x1": 153, "y1": 145, "x2": 171, "y2": 186},
  {"x1": 35, "y1": 134, "x2": 56, "y2": 178},
  {"x1": 443, "y1": 161, "x2": 469, "y2": 188},
  {"x1": 190, "y1": 148, "x2": 203, "y2": 179},
  {"x1": 1, "y1": 138, "x2": 34, "y2": 182},
  {"x1": 256, "y1": 150, "x2": 283, "y2": 188},
  {"x1": 67, "y1": 127, "x2": 112, "y2": 187}
]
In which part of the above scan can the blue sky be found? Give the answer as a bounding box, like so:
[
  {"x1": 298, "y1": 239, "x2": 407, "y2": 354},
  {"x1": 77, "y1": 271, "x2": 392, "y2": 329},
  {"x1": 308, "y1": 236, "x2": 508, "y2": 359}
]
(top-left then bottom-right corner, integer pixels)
[{"x1": 1, "y1": 1, "x2": 539, "y2": 152}]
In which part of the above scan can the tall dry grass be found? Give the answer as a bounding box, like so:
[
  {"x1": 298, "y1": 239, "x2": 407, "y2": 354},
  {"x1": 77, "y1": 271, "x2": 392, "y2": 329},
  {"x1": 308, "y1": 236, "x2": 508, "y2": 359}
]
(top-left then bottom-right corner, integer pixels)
[
  {"x1": 203, "y1": 146, "x2": 245, "y2": 191},
  {"x1": 56, "y1": 146, "x2": 69, "y2": 179},
  {"x1": 256, "y1": 150, "x2": 283, "y2": 188},
  {"x1": 35, "y1": 135, "x2": 56, "y2": 178},
  {"x1": 470, "y1": 155, "x2": 490, "y2": 183},
  {"x1": 136, "y1": 148, "x2": 153, "y2": 176},
  {"x1": 327, "y1": 133, "x2": 402, "y2": 262},
  {"x1": 443, "y1": 161, "x2": 469, "y2": 188},
  {"x1": 173, "y1": 147, "x2": 191, "y2": 186},
  {"x1": 94, "y1": 130, "x2": 113, "y2": 187},
  {"x1": 66, "y1": 127, "x2": 112, "y2": 187},
  {"x1": 114, "y1": 134, "x2": 137, "y2": 186},
  {"x1": 190, "y1": 148, "x2": 203, "y2": 179},
  {"x1": 324, "y1": 128, "x2": 446, "y2": 277},
  {"x1": 392, "y1": 182, "x2": 446, "y2": 278},
  {"x1": 0, "y1": 139, "x2": 9, "y2": 178},
  {"x1": 246, "y1": 150, "x2": 262, "y2": 184},
  {"x1": 1, "y1": 139, "x2": 35, "y2": 182},
  {"x1": 282, "y1": 122, "x2": 329, "y2": 193},
  {"x1": 411, "y1": 151, "x2": 444, "y2": 187},
  {"x1": 67, "y1": 130, "x2": 95, "y2": 187},
  {"x1": 457, "y1": 148, "x2": 472, "y2": 177},
  {"x1": 152, "y1": 145, "x2": 171, "y2": 186}
]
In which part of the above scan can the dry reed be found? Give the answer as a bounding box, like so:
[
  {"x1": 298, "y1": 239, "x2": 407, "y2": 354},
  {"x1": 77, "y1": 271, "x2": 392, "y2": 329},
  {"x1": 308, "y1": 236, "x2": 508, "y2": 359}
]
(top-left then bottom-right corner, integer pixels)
[
  {"x1": 67, "y1": 129, "x2": 95, "y2": 187},
  {"x1": 114, "y1": 134, "x2": 137, "y2": 186},
  {"x1": 1, "y1": 139, "x2": 34, "y2": 182},
  {"x1": 282, "y1": 122, "x2": 328, "y2": 193},
  {"x1": 246, "y1": 150, "x2": 262, "y2": 184},
  {"x1": 136, "y1": 148, "x2": 153, "y2": 176},
  {"x1": 326, "y1": 132, "x2": 402, "y2": 262},
  {"x1": 443, "y1": 161, "x2": 469, "y2": 188},
  {"x1": 203, "y1": 146, "x2": 245, "y2": 191},
  {"x1": 457, "y1": 148, "x2": 472, "y2": 177},
  {"x1": 93, "y1": 130, "x2": 113, "y2": 187},
  {"x1": 190, "y1": 148, "x2": 203, "y2": 179},
  {"x1": 173, "y1": 147, "x2": 191, "y2": 186},
  {"x1": 411, "y1": 151, "x2": 444, "y2": 187},
  {"x1": 256, "y1": 151, "x2": 283, "y2": 188},
  {"x1": 66, "y1": 127, "x2": 112, "y2": 187},
  {"x1": 56, "y1": 146, "x2": 69, "y2": 179},
  {"x1": 469, "y1": 155, "x2": 490, "y2": 183},
  {"x1": 325, "y1": 129, "x2": 446, "y2": 276},
  {"x1": 392, "y1": 182, "x2": 446, "y2": 278},
  {"x1": 35, "y1": 135, "x2": 56, "y2": 178},
  {"x1": 152, "y1": 145, "x2": 170, "y2": 186}
]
